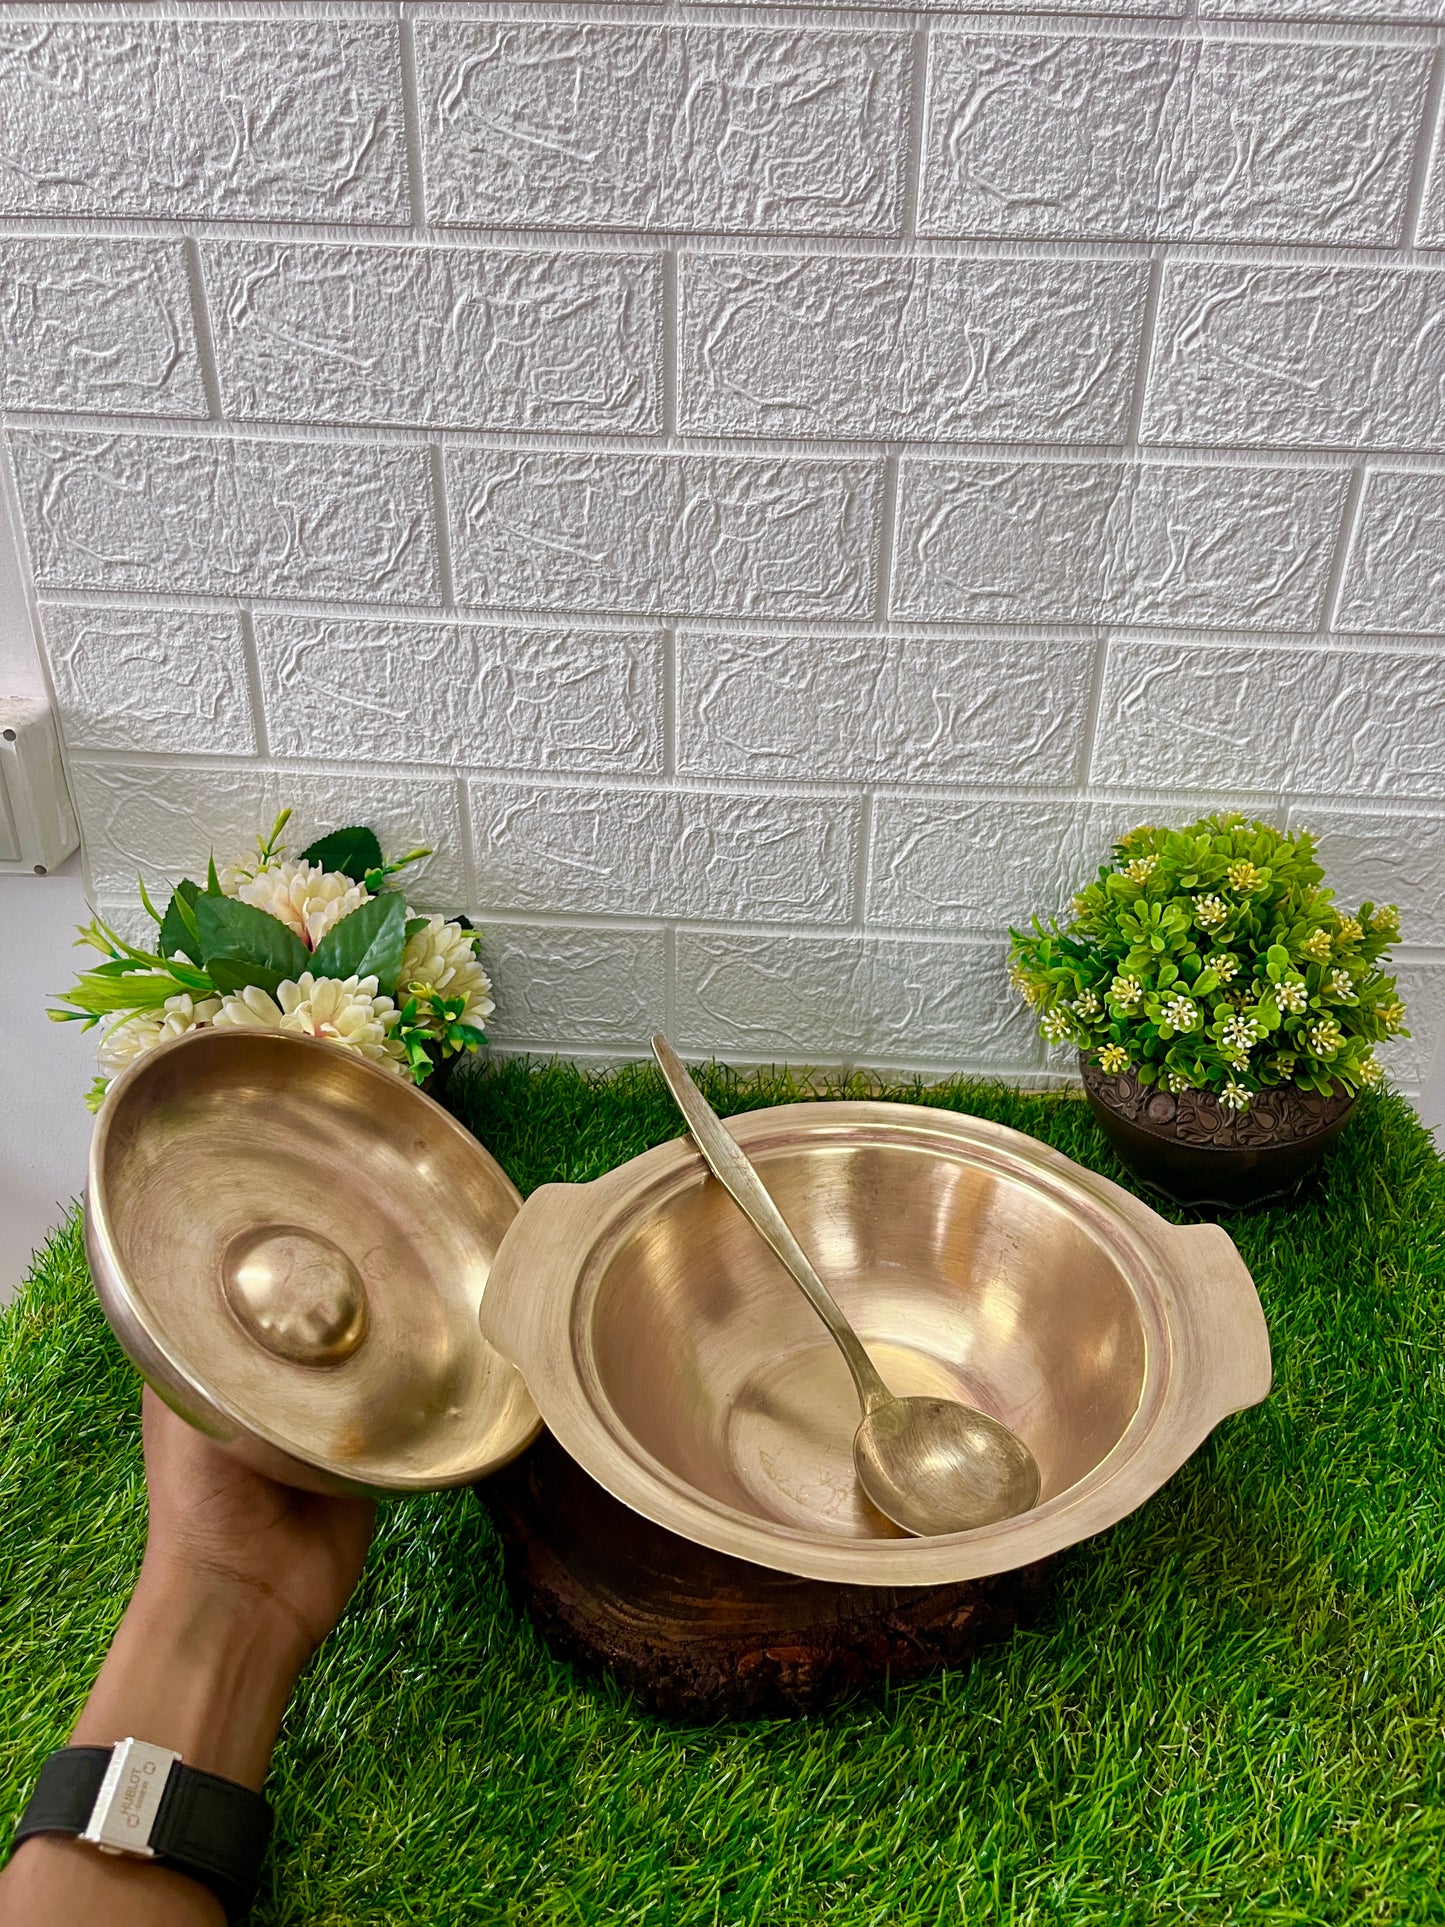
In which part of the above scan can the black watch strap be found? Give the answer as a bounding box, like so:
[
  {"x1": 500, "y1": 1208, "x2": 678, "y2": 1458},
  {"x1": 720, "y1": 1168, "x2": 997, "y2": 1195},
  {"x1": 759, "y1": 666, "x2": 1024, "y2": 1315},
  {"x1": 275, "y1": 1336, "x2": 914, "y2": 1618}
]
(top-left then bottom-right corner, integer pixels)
[{"x1": 11, "y1": 1743, "x2": 272, "y2": 1922}]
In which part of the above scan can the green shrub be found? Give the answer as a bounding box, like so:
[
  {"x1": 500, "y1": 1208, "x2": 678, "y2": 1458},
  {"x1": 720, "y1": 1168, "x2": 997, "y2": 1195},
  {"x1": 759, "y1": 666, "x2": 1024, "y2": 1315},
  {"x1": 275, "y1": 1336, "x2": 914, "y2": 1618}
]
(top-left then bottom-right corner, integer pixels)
[{"x1": 1007, "y1": 814, "x2": 1407, "y2": 1109}]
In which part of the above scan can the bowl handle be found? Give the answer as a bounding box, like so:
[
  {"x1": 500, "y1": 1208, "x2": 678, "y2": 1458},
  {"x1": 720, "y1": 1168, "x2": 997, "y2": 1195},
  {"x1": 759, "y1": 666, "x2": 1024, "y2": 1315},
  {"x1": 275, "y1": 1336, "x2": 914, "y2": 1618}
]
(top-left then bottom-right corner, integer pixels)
[
  {"x1": 477, "y1": 1181, "x2": 582, "y2": 1371},
  {"x1": 1165, "y1": 1222, "x2": 1273, "y2": 1422}
]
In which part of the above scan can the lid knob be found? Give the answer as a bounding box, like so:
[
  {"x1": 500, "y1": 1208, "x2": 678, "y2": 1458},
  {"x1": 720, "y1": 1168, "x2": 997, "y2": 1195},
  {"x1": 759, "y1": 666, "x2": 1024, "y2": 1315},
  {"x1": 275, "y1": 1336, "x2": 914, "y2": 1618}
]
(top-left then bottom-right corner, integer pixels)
[{"x1": 221, "y1": 1224, "x2": 369, "y2": 1366}]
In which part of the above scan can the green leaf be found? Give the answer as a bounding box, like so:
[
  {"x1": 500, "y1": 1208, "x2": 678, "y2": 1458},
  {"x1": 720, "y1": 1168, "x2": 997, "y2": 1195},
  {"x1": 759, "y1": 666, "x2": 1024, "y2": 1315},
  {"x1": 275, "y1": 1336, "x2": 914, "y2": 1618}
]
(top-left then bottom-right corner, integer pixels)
[
  {"x1": 310, "y1": 893, "x2": 406, "y2": 995},
  {"x1": 301, "y1": 826, "x2": 383, "y2": 885},
  {"x1": 205, "y1": 959, "x2": 292, "y2": 1000},
  {"x1": 84, "y1": 957, "x2": 166, "y2": 981},
  {"x1": 52, "y1": 967, "x2": 204, "y2": 1017},
  {"x1": 195, "y1": 895, "x2": 309, "y2": 995},
  {"x1": 258, "y1": 808, "x2": 292, "y2": 865},
  {"x1": 59, "y1": 952, "x2": 210, "y2": 995},
  {"x1": 161, "y1": 958, "x2": 213, "y2": 994},
  {"x1": 403, "y1": 916, "x2": 430, "y2": 943},
  {"x1": 158, "y1": 879, "x2": 206, "y2": 967},
  {"x1": 206, "y1": 852, "x2": 222, "y2": 896}
]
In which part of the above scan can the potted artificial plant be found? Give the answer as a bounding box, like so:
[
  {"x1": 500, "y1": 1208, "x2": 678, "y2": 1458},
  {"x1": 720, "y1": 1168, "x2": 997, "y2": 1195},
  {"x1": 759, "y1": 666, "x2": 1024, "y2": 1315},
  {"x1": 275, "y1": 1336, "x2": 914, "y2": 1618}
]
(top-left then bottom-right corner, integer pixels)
[{"x1": 1009, "y1": 815, "x2": 1408, "y2": 1209}]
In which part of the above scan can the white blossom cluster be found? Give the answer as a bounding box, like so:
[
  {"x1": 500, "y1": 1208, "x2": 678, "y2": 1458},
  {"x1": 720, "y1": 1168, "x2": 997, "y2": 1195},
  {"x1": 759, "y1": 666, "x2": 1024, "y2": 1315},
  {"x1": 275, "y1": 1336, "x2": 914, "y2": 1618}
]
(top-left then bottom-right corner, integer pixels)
[{"x1": 92, "y1": 841, "x2": 494, "y2": 1100}]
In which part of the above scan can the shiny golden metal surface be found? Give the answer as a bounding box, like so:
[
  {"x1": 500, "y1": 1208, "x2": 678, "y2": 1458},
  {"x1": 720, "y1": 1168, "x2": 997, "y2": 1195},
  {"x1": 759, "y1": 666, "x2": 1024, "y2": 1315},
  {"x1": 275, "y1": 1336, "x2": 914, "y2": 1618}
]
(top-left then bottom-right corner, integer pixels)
[
  {"x1": 86, "y1": 1028, "x2": 541, "y2": 1495},
  {"x1": 480, "y1": 1102, "x2": 1272, "y2": 1584},
  {"x1": 221, "y1": 1224, "x2": 369, "y2": 1365},
  {"x1": 650, "y1": 1034, "x2": 1040, "y2": 1535}
]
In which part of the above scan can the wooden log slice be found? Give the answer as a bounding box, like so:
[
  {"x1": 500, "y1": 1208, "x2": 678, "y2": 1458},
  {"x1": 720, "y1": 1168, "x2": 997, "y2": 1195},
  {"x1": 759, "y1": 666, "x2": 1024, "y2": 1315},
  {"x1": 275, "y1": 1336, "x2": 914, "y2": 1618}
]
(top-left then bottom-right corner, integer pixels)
[{"x1": 478, "y1": 1430, "x2": 1055, "y2": 1722}]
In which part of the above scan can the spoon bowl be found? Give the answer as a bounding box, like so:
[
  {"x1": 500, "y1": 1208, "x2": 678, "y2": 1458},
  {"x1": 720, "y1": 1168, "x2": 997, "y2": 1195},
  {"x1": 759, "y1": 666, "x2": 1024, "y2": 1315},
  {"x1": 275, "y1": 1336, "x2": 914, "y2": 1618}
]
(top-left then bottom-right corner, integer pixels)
[
  {"x1": 854, "y1": 1395, "x2": 1041, "y2": 1537},
  {"x1": 650, "y1": 1034, "x2": 1042, "y2": 1537}
]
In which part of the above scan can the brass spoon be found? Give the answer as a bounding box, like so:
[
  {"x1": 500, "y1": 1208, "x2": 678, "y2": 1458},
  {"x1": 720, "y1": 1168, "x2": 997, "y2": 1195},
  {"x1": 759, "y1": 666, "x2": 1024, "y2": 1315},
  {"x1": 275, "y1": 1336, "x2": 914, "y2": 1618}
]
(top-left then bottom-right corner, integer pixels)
[{"x1": 651, "y1": 1035, "x2": 1042, "y2": 1538}]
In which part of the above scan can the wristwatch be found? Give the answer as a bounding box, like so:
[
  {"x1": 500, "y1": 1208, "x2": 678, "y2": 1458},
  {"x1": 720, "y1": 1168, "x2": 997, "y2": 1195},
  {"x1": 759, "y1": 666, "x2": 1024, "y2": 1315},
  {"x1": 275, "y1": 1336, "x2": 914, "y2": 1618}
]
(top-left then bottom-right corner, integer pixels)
[{"x1": 9, "y1": 1739, "x2": 272, "y2": 1922}]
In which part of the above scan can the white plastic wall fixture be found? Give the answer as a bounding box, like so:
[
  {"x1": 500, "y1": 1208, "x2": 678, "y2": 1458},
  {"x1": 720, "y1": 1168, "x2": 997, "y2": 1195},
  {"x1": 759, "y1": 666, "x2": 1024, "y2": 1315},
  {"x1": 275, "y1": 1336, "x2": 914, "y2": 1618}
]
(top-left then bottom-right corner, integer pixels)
[{"x1": 0, "y1": 698, "x2": 79, "y2": 875}]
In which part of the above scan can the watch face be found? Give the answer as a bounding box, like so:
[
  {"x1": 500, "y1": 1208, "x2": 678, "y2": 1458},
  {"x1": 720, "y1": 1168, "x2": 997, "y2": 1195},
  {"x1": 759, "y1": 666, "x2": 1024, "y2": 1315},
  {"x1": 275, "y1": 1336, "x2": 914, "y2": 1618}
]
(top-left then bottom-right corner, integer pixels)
[{"x1": 81, "y1": 1739, "x2": 179, "y2": 1857}]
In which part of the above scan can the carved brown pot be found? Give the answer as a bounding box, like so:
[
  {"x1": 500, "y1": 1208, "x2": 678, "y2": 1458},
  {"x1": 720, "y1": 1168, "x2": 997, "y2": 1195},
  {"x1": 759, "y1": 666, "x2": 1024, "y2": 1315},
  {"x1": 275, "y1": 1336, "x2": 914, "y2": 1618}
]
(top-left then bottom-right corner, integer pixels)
[{"x1": 1079, "y1": 1055, "x2": 1356, "y2": 1210}]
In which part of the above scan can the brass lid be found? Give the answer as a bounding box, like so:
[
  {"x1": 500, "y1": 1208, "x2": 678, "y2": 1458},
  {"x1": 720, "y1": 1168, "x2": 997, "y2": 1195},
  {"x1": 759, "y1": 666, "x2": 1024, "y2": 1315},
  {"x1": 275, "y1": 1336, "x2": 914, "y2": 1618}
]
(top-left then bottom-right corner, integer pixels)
[{"x1": 86, "y1": 1028, "x2": 540, "y2": 1494}]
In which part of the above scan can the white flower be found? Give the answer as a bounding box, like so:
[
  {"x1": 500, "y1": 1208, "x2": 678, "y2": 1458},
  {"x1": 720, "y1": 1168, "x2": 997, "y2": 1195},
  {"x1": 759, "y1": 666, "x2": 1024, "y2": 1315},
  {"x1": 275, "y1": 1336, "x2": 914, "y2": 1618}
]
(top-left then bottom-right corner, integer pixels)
[
  {"x1": 1335, "y1": 915, "x2": 1363, "y2": 945},
  {"x1": 1212, "y1": 953, "x2": 1240, "y2": 984},
  {"x1": 1369, "y1": 905, "x2": 1400, "y2": 937},
  {"x1": 398, "y1": 915, "x2": 494, "y2": 1028},
  {"x1": 1109, "y1": 976, "x2": 1142, "y2": 1008},
  {"x1": 1098, "y1": 1043, "x2": 1129, "y2": 1074},
  {"x1": 1072, "y1": 987, "x2": 1101, "y2": 1020},
  {"x1": 1358, "y1": 1054, "x2": 1384, "y2": 1086},
  {"x1": 1225, "y1": 860, "x2": 1263, "y2": 893},
  {"x1": 1381, "y1": 999, "x2": 1407, "y2": 1033},
  {"x1": 1161, "y1": 996, "x2": 1197, "y2": 1032},
  {"x1": 1040, "y1": 1006, "x2": 1074, "y2": 1045},
  {"x1": 1277, "y1": 979, "x2": 1307, "y2": 1014},
  {"x1": 97, "y1": 1012, "x2": 165, "y2": 1080},
  {"x1": 1307, "y1": 1016, "x2": 1343, "y2": 1057},
  {"x1": 96, "y1": 992, "x2": 221, "y2": 1081},
  {"x1": 1327, "y1": 968, "x2": 1356, "y2": 1002},
  {"x1": 1303, "y1": 928, "x2": 1333, "y2": 961},
  {"x1": 1194, "y1": 894, "x2": 1228, "y2": 930},
  {"x1": 1009, "y1": 962, "x2": 1044, "y2": 1009},
  {"x1": 236, "y1": 860, "x2": 370, "y2": 950},
  {"x1": 1220, "y1": 1014, "x2": 1261, "y2": 1056},
  {"x1": 1220, "y1": 1079, "x2": 1251, "y2": 1112},
  {"x1": 214, "y1": 972, "x2": 404, "y2": 1073},
  {"x1": 1166, "y1": 1070, "x2": 1194, "y2": 1094},
  {"x1": 1122, "y1": 855, "x2": 1157, "y2": 884}
]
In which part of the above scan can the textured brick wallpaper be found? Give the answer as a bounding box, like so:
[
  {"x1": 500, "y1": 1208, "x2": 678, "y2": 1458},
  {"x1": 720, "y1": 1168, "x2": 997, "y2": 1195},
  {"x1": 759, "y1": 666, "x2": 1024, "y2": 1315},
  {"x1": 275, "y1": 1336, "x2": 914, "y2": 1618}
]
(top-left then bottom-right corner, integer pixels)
[{"x1": 2, "y1": 1, "x2": 1444, "y2": 1087}]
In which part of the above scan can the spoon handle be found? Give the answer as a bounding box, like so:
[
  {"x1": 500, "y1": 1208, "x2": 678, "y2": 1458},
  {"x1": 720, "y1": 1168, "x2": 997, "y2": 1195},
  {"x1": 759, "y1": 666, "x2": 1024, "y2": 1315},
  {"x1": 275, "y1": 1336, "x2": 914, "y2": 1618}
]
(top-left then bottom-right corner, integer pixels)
[{"x1": 650, "y1": 1034, "x2": 892, "y2": 1416}]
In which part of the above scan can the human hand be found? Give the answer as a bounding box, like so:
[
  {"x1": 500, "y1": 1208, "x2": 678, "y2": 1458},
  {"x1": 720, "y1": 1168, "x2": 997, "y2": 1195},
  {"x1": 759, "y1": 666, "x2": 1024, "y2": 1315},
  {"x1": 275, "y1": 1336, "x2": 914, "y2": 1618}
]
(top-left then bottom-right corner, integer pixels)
[
  {"x1": 61, "y1": 1390, "x2": 375, "y2": 1795},
  {"x1": 139, "y1": 1387, "x2": 375, "y2": 1659},
  {"x1": 0, "y1": 1394, "x2": 376, "y2": 1925}
]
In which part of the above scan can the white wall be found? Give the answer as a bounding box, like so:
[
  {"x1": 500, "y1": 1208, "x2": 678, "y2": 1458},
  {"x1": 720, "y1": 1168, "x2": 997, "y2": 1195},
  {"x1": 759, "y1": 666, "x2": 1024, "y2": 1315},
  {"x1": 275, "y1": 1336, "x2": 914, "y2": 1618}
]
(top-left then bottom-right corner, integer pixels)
[
  {"x1": 0, "y1": 400, "x2": 47, "y2": 704},
  {"x1": 0, "y1": 857, "x2": 97, "y2": 1298},
  {"x1": 1, "y1": 2, "x2": 1442, "y2": 1094}
]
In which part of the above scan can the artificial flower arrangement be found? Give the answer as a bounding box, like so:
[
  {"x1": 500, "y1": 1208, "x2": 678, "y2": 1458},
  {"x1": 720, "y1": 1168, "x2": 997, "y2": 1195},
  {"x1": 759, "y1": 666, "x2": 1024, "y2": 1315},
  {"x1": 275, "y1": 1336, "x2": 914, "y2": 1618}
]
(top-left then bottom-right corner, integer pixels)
[
  {"x1": 52, "y1": 811, "x2": 494, "y2": 1110},
  {"x1": 1008, "y1": 814, "x2": 1407, "y2": 1112}
]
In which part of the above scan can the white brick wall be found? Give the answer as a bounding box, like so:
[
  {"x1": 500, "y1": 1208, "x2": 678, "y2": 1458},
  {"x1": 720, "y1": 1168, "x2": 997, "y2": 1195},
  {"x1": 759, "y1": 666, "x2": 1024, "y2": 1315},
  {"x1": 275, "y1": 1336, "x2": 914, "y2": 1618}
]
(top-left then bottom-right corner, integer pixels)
[
  {"x1": 416, "y1": 22, "x2": 914, "y2": 235},
  {"x1": 2, "y1": 2, "x2": 1442, "y2": 1094},
  {"x1": 206, "y1": 242, "x2": 663, "y2": 435},
  {"x1": 919, "y1": 33, "x2": 1431, "y2": 246},
  {"x1": 677, "y1": 253, "x2": 1150, "y2": 443},
  {"x1": 12, "y1": 429, "x2": 439, "y2": 602}
]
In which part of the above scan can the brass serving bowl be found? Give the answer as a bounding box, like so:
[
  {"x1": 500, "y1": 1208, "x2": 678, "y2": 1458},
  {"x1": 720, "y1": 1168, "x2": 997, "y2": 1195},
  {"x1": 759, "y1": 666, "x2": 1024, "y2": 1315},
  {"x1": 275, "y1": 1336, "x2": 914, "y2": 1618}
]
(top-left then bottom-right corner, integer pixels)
[
  {"x1": 86, "y1": 1027, "x2": 540, "y2": 1495},
  {"x1": 480, "y1": 1102, "x2": 1271, "y2": 1584}
]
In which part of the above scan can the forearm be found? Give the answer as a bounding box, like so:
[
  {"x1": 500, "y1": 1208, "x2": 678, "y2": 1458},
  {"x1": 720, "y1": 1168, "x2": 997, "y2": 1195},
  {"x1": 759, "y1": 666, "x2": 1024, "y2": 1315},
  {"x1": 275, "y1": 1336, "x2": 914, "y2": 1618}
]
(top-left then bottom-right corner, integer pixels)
[
  {"x1": 0, "y1": 1836, "x2": 227, "y2": 1926},
  {"x1": 1, "y1": 1558, "x2": 308, "y2": 1926},
  {"x1": 72, "y1": 1554, "x2": 309, "y2": 1787}
]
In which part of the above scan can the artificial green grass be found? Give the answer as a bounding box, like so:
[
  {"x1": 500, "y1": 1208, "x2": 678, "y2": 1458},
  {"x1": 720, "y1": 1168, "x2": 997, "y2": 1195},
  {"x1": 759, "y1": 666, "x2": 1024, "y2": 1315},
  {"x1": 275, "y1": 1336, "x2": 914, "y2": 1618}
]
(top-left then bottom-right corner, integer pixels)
[{"x1": 3, "y1": 1063, "x2": 1444, "y2": 1926}]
